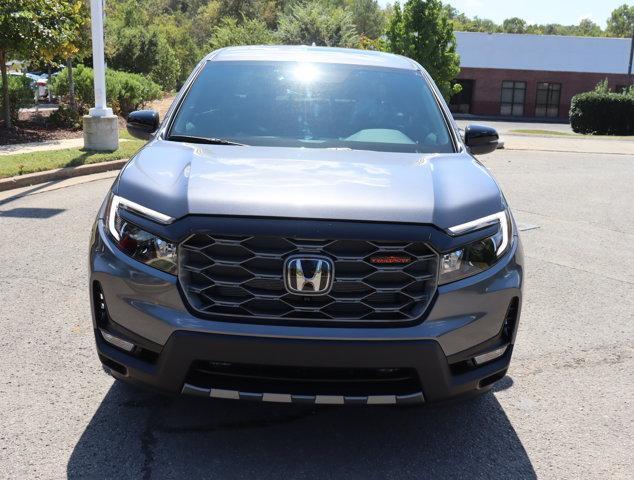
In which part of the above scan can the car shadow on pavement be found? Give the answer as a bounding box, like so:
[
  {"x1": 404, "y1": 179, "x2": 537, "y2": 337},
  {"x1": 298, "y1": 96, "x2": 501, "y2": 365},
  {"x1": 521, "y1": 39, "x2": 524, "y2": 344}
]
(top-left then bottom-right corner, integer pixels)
[
  {"x1": 0, "y1": 207, "x2": 65, "y2": 218},
  {"x1": 67, "y1": 376, "x2": 535, "y2": 479}
]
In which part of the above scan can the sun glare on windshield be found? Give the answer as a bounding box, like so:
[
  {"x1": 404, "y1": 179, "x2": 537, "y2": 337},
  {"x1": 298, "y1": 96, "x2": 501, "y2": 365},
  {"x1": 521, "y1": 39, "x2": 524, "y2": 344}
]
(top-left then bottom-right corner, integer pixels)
[{"x1": 293, "y1": 63, "x2": 320, "y2": 83}]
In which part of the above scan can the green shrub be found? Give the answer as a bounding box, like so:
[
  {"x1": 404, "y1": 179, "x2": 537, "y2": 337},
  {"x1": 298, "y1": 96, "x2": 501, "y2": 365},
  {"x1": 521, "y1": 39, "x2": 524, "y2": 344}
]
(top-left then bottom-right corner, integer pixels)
[
  {"x1": 209, "y1": 18, "x2": 276, "y2": 50},
  {"x1": 149, "y1": 38, "x2": 181, "y2": 91},
  {"x1": 49, "y1": 105, "x2": 82, "y2": 130},
  {"x1": 51, "y1": 65, "x2": 162, "y2": 116},
  {"x1": 569, "y1": 91, "x2": 634, "y2": 135},
  {"x1": 109, "y1": 29, "x2": 175, "y2": 90},
  {"x1": 0, "y1": 75, "x2": 34, "y2": 123}
]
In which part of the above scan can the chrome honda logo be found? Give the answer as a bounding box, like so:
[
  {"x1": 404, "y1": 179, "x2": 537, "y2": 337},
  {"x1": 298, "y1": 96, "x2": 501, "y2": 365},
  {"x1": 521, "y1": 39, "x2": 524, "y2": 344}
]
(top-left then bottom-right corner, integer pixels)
[{"x1": 284, "y1": 256, "x2": 334, "y2": 295}]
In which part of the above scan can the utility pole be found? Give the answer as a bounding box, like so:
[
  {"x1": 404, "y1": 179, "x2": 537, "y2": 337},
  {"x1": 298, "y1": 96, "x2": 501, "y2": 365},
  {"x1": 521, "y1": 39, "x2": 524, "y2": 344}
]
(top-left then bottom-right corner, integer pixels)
[
  {"x1": 629, "y1": 23, "x2": 634, "y2": 82},
  {"x1": 83, "y1": 0, "x2": 118, "y2": 151}
]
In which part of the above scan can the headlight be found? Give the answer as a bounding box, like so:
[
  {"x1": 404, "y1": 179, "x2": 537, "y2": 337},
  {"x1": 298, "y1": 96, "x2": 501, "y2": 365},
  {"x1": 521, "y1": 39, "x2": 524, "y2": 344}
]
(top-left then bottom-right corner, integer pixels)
[
  {"x1": 106, "y1": 195, "x2": 177, "y2": 275},
  {"x1": 439, "y1": 210, "x2": 513, "y2": 285}
]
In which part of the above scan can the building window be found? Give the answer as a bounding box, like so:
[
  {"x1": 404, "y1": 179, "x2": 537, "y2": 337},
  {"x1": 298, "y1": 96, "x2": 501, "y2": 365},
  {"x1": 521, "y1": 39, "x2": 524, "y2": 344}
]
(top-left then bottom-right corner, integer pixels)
[
  {"x1": 449, "y1": 79, "x2": 475, "y2": 114},
  {"x1": 535, "y1": 82, "x2": 561, "y2": 117},
  {"x1": 500, "y1": 81, "x2": 526, "y2": 116}
]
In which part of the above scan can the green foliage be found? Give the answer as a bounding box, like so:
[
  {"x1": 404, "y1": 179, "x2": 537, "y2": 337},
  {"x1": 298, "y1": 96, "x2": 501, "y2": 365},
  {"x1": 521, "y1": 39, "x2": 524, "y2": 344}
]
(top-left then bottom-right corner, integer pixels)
[
  {"x1": 350, "y1": 0, "x2": 385, "y2": 38},
  {"x1": 277, "y1": 1, "x2": 359, "y2": 47},
  {"x1": 594, "y1": 78, "x2": 609, "y2": 94},
  {"x1": 386, "y1": 0, "x2": 460, "y2": 100},
  {"x1": 570, "y1": 88, "x2": 634, "y2": 135},
  {"x1": 150, "y1": 37, "x2": 182, "y2": 91},
  {"x1": 0, "y1": 75, "x2": 33, "y2": 123},
  {"x1": 0, "y1": 0, "x2": 85, "y2": 127},
  {"x1": 104, "y1": 1, "x2": 299, "y2": 87},
  {"x1": 106, "y1": 17, "x2": 183, "y2": 91},
  {"x1": 105, "y1": 1, "x2": 189, "y2": 88},
  {"x1": 447, "y1": 4, "x2": 633, "y2": 38},
  {"x1": 606, "y1": 4, "x2": 634, "y2": 37},
  {"x1": 576, "y1": 18, "x2": 602, "y2": 37},
  {"x1": 48, "y1": 104, "x2": 82, "y2": 130},
  {"x1": 358, "y1": 34, "x2": 388, "y2": 52},
  {"x1": 52, "y1": 64, "x2": 162, "y2": 115},
  {"x1": 0, "y1": 0, "x2": 83, "y2": 58},
  {"x1": 209, "y1": 17, "x2": 276, "y2": 50},
  {"x1": 502, "y1": 17, "x2": 527, "y2": 34}
]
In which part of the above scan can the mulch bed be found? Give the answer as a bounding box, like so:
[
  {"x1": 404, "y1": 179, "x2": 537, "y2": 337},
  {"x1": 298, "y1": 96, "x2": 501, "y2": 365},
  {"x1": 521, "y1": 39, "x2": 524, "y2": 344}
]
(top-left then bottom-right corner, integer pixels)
[{"x1": 0, "y1": 108, "x2": 83, "y2": 146}]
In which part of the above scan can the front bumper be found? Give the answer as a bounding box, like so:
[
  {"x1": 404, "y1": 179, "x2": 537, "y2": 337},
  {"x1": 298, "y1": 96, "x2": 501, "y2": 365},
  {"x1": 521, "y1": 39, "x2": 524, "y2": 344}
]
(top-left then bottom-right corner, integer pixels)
[{"x1": 90, "y1": 219, "x2": 523, "y2": 404}]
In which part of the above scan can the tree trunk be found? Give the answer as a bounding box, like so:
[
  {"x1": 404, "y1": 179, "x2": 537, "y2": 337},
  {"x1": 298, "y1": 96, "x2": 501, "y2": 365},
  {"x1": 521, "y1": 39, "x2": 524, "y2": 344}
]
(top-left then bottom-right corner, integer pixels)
[
  {"x1": 67, "y1": 57, "x2": 76, "y2": 112},
  {"x1": 47, "y1": 66, "x2": 52, "y2": 103},
  {"x1": 0, "y1": 49, "x2": 12, "y2": 129}
]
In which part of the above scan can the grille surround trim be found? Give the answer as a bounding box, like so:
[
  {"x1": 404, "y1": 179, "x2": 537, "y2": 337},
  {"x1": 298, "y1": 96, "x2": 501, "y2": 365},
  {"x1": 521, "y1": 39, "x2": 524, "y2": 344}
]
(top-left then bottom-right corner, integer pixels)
[{"x1": 178, "y1": 233, "x2": 439, "y2": 325}]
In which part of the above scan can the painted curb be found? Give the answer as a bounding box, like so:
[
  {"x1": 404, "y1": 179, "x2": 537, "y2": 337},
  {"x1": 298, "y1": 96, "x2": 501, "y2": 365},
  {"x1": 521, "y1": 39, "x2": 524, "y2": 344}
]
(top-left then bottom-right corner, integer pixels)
[{"x1": 0, "y1": 159, "x2": 127, "y2": 192}]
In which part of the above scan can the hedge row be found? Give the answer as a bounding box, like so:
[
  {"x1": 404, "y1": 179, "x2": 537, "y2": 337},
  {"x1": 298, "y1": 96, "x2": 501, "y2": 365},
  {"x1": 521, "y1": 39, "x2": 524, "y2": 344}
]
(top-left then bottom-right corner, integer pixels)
[
  {"x1": 569, "y1": 91, "x2": 634, "y2": 135},
  {"x1": 0, "y1": 75, "x2": 34, "y2": 123},
  {"x1": 51, "y1": 65, "x2": 162, "y2": 116}
]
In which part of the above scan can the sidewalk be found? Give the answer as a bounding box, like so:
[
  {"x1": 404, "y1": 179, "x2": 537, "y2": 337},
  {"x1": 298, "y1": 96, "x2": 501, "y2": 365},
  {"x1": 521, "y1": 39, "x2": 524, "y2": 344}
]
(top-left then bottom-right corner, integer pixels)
[
  {"x1": 0, "y1": 138, "x2": 85, "y2": 156},
  {"x1": 0, "y1": 137, "x2": 130, "y2": 156},
  {"x1": 502, "y1": 134, "x2": 634, "y2": 155}
]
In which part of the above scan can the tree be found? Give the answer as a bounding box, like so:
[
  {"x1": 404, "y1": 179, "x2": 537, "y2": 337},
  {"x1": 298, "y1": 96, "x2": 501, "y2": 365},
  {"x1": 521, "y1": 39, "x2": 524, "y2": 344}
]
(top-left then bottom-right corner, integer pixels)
[
  {"x1": 38, "y1": 0, "x2": 87, "y2": 112},
  {"x1": 1, "y1": 1, "x2": 69, "y2": 127},
  {"x1": 350, "y1": 0, "x2": 385, "y2": 38},
  {"x1": 576, "y1": 18, "x2": 602, "y2": 37},
  {"x1": 277, "y1": 1, "x2": 359, "y2": 47},
  {"x1": 606, "y1": 4, "x2": 634, "y2": 37},
  {"x1": 502, "y1": 17, "x2": 527, "y2": 34},
  {"x1": 386, "y1": 0, "x2": 461, "y2": 100},
  {"x1": 150, "y1": 38, "x2": 181, "y2": 91},
  {"x1": 209, "y1": 17, "x2": 276, "y2": 50}
]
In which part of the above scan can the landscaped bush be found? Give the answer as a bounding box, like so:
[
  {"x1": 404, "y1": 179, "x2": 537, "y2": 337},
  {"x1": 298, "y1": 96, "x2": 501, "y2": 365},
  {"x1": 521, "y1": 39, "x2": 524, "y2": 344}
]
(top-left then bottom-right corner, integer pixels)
[
  {"x1": 570, "y1": 90, "x2": 634, "y2": 135},
  {"x1": 49, "y1": 104, "x2": 82, "y2": 130},
  {"x1": 51, "y1": 65, "x2": 162, "y2": 116},
  {"x1": 0, "y1": 75, "x2": 34, "y2": 123}
]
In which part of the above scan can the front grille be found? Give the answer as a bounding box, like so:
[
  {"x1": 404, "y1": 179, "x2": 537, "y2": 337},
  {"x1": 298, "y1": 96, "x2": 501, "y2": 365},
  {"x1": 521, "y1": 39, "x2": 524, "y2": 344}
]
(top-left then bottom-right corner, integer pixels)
[{"x1": 178, "y1": 234, "x2": 438, "y2": 323}]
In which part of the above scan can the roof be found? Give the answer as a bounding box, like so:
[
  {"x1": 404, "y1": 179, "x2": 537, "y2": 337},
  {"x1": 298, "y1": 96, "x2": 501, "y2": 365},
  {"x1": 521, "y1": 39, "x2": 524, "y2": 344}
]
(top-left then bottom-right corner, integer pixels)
[
  {"x1": 456, "y1": 31, "x2": 632, "y2": 75},
  {"x1": 207, "y1": 45, "x2": 417, "y2": 70}
]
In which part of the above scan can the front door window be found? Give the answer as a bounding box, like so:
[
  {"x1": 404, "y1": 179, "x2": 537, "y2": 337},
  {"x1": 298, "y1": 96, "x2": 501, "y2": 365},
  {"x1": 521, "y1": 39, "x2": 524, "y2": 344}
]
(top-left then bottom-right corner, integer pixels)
[{"x1": 535, "y1": 82, "x2": 561, "y2": 117}]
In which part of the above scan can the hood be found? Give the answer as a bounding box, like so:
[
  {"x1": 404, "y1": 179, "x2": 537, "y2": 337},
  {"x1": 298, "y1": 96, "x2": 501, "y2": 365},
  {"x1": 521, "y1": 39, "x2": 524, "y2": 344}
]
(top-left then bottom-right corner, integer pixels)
[{"x1": 116, "y1": 140, "x2": 504, "y2": 229}]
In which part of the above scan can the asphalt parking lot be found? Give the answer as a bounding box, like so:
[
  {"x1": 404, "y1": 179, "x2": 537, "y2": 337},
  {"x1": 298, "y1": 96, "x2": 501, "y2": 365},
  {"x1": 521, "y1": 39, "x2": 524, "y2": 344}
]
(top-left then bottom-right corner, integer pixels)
[{"x1": 1, "y1": 147, "x2": 632, "y2": 479}]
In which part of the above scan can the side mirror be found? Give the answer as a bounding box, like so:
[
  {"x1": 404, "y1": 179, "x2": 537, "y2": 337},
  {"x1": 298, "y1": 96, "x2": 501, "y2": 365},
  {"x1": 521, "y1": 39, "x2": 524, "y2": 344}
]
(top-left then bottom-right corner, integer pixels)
[
  {"x1": 126, "y1": 110, "x2": 159, "y2": 140},
  {"x1": 464, "y1": 124, "x2": 499, "y2": 155}
]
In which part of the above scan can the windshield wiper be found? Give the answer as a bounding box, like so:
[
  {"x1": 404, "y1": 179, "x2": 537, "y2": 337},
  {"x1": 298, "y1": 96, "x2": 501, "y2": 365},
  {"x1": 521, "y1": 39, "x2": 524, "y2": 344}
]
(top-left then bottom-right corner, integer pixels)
[{"x1": 166, "y1": 134, "x2": 245, "y2": 146}]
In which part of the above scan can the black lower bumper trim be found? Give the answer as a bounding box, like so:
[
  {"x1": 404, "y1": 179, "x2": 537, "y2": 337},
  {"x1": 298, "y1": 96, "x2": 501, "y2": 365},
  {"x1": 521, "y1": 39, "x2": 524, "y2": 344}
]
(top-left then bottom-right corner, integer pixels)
[{"x1": 96, "y1": 329, "x2": 512, "y2": 403}]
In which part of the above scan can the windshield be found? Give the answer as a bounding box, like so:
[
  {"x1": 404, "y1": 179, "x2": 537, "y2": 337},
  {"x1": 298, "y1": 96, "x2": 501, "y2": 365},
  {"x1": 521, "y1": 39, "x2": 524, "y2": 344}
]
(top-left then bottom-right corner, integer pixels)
[{"x1": 169, "y1": 60, "x2": 454, "y2": 154}]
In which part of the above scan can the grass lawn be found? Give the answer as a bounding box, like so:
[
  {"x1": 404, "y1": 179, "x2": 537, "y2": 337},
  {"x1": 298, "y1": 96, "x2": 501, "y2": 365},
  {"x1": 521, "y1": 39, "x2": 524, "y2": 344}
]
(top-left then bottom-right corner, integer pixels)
[
  {"x1": 509, "y1": 129, "x2": 634, "y2": 139},
  {"x1": 0, "y1": 135, "x2": 146, "y2": 178},
  {"x1": 510, "y1": 129, "x2": 577, "y2": 137}
]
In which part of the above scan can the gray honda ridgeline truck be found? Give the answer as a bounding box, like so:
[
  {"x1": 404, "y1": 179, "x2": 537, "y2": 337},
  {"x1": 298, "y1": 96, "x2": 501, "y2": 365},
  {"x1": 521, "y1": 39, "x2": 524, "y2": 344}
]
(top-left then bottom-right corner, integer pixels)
[{"x1": 90, "y1": 46, "x2": 523, "y2": 405}]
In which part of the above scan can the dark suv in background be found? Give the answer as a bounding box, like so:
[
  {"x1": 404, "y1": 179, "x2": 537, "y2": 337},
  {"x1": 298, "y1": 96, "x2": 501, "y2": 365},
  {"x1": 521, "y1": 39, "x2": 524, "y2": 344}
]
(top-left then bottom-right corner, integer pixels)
[{"x1": 90, "y1": 46, "x2": 523, "y2": 405}]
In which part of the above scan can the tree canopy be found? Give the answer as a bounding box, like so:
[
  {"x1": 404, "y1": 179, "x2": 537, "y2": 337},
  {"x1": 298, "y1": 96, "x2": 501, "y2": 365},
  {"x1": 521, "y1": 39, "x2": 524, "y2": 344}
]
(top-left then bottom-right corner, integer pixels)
[
  {"x1": 277, "y1": 1, "x2": 359, "y2": 47},
  {"x1": 606, "y1": 4, "x2": 634, "y2": 38},
  {"x1": 387, "y1": 0, "x2": 461, "y2": 100},
  {"x1": 0, "y1": 0, "x2": 85, "y2": 127}
]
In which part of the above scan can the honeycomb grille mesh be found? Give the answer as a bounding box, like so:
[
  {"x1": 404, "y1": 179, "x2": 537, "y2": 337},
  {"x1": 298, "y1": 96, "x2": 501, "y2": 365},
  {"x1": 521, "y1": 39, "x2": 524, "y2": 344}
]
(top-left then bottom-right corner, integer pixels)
[{"x1": 178, "y1": 234, "x2": 438, "y2": 323}]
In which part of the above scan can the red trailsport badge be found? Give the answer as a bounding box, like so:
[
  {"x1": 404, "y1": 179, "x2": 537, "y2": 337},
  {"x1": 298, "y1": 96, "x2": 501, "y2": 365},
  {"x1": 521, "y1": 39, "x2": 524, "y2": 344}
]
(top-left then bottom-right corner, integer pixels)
[{"x1": 369, "y1": 255, "x2": 414, "y2": 265}]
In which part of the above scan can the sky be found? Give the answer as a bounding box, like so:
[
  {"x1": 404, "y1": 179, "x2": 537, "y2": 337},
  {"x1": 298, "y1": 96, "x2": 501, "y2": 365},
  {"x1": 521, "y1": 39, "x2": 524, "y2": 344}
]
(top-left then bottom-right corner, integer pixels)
[{"x1": 377, "y1": 0, "x2": 632, "y2": 28}]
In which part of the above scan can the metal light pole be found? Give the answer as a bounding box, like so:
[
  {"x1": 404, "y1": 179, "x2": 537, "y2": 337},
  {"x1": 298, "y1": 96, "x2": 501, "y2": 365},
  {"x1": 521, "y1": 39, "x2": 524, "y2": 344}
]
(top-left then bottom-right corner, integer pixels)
[
  {"x1": 83, "y1": 0, "x2": 118, "y2": 150},
  {"x1": 627, "y1": 24, "x2": 634, "y2": 82}
]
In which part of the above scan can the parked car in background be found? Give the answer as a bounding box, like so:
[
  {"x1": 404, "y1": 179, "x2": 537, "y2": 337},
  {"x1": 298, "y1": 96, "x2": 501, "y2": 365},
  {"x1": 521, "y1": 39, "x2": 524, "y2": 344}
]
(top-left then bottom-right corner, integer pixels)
[{"x1": 90, "y1": 46, "x2": 523, "y2": 406}]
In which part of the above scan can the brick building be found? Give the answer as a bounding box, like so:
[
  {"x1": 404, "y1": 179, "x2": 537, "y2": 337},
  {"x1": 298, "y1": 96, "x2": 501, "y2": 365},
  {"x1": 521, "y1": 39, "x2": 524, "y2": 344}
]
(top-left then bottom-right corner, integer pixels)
[{"x1": 450, "y1": 32, "x2": 634, "y2": 119}]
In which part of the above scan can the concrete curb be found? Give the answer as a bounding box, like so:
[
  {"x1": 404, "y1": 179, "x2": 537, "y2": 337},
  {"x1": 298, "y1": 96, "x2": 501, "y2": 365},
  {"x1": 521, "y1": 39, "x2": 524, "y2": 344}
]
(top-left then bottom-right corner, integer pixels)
[{"x1": 0, "y1": 159, "x2": 127, "y2": 192}]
